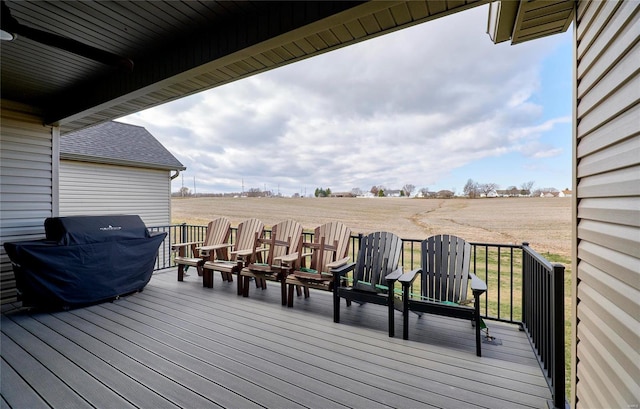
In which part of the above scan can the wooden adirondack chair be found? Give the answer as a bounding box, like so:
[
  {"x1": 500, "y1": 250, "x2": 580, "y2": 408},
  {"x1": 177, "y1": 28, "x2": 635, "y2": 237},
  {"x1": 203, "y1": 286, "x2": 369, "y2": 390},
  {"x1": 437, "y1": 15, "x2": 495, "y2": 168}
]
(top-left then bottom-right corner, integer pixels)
[
  {"x1": 398, "y1": 234, "x2": 487, "y2": 356},
  {"x1": 332, "y1": 231, "x2": 403, "y2": 337},
  {"x1": 202, "y1": 218, "x2": 264, "y2": 294},
  {"x1": 239, "y1": 219, "x2": 303, "y2": 305},
  {"x1": 172, "y1": 217, "x2": 231, "y2": 287},
  {"x1": 284, "y1": 221, "x2": 351, "y2": 307}
]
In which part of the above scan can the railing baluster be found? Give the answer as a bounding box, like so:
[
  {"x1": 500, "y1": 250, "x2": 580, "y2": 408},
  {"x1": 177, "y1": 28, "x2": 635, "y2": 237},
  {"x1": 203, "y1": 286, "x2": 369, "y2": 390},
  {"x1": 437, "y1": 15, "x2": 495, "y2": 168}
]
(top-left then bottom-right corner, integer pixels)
[
  {"x1": 510, "y1": 247, "x2": 514, "y2": 322},
  {"x1": 497, "y1": 246, "x2": 501, "y2": 321}
]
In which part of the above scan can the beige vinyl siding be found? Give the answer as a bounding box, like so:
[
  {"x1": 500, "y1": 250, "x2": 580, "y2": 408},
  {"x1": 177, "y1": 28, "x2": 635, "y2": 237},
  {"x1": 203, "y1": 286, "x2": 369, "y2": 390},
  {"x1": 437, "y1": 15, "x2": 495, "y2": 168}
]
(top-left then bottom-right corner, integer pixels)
[
  {"x1": 574, "y1": 1, "x2": 640, "y2": 408},
  {"x1": 59, "y1": 161, "x2": 171, "y2": 227},
  {"x1": 0, "y1": 103, "x2": 55, "y2": 304}
]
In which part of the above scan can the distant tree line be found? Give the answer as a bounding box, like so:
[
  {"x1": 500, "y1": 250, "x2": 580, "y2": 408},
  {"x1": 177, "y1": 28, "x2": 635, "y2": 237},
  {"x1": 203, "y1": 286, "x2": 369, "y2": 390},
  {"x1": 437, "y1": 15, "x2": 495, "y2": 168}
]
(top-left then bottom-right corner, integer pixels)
[
  {"x1": 463, "y1": 179, "x2": 536, "y2": 198},
  {"x1": 172, "y1": 187, "x2": 275, "y2": 198},
  {"x1": 314, "y1": 187, "x2": 332, "y2": 197},
  {"x1": 173, "y1": 180, "x2": 569, "y2": 199}
]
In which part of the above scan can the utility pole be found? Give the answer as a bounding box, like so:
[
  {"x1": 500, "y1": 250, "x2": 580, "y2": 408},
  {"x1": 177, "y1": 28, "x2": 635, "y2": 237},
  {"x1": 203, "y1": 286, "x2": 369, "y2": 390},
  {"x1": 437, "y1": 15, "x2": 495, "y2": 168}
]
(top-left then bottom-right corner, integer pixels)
[{"x1": 193, "y1": 176, "x2": 196, "y2": 196}]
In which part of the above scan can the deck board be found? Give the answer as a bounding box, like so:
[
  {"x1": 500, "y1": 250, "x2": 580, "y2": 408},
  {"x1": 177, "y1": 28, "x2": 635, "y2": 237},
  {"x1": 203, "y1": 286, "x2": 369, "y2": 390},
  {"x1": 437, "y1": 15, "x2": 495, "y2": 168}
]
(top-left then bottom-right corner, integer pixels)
[
  {"x1": 1, "y1": 269, "x2": 552, "y2": 409},
  {"x1": 16, "y1": 312, "x2": 179, "y2": 409}
]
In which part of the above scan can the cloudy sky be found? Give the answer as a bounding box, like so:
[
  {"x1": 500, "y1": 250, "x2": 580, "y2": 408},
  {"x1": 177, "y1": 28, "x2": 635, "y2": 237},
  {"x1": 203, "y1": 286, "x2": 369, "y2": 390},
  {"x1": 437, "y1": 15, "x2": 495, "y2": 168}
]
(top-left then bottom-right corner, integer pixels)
[{"x1": 118, "y1": 4, "x2": 573, "y2": 197}]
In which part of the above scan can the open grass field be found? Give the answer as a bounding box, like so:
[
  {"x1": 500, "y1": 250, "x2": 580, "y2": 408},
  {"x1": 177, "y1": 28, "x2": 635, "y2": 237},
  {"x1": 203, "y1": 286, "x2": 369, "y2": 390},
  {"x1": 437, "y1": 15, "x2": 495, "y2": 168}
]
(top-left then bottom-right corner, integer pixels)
[{"x1": 172, "y1": 196, "x2": 571, "y2": 258}]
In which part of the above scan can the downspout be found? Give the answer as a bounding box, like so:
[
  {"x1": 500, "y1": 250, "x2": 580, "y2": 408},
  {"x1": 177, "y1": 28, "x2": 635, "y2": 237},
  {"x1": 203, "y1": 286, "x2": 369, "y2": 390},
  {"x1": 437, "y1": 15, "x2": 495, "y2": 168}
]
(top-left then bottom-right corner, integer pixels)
[{"x1": 170, "y1": 170, "x2": 181, "y2": 180}]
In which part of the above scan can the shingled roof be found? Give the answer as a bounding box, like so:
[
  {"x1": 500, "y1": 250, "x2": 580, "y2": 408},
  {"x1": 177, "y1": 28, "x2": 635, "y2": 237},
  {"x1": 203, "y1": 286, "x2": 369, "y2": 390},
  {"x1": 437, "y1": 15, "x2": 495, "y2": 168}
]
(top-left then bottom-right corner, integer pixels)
[{"x1": 60, "y1": 121, "x2": 185, "y2": 171}]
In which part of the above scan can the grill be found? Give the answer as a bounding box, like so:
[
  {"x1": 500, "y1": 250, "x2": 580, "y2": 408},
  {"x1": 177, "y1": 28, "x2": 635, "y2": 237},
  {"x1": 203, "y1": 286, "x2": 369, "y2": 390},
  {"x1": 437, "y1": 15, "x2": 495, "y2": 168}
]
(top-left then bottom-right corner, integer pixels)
[{"x1": 4, "y1": 215, "x2": 166, "y2": 310}]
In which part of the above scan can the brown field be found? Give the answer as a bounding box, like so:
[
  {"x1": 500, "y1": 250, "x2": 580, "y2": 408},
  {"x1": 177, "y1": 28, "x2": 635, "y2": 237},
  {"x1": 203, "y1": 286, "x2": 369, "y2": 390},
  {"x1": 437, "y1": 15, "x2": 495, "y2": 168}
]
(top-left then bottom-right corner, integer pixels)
[{"x1": 172, "y1": 196, "x2": 571, "y2": 258}]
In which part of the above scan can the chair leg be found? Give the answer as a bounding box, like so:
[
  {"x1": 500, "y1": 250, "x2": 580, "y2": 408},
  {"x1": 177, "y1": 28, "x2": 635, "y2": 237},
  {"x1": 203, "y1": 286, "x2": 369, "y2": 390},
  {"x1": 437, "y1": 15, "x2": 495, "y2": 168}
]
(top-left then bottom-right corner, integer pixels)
[
  {"x1": 333, "y1": 290, "x2": 340, "y2": 323},
  {"x1": 287, "y1": 284, "x2": 294, "y2": 308},
  {"x1": 402, "y1": 285, "x2": 409, "y2": 340},
  {"x1": 303, "y1": 286, "x2": 310, "y2": 298},
  {"x1": 243, "y1": 276, "x2": 250, "y2": 297},
  {"x1": 388, "y1": 297, "x2": 395, "y2": 338},
  {"x1": 203, "y1": 270, "x2": 213, "y2": 288},
  {"x1": 475, "y1": 315, "x2": 482, "y2": 357},
  {"x1": 280, "y1": 280, "x2": 287, "y2": 306},
  {"x1": 474, "y1": 295, "x2": 482, "y2": 357},
  {"x1": 236, "y1": 272, "x2": 243, "y2": 295},
  {"x1": 177, "y1": 264, "x2": 184, "y2": 281}
]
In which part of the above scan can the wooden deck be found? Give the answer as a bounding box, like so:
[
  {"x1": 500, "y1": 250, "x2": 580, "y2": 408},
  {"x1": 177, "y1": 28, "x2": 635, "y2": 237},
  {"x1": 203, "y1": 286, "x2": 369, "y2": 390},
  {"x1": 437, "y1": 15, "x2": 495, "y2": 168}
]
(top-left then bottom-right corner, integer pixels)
[{"x1": 1, "y1": 269, "x2": 552, "y2": 409}]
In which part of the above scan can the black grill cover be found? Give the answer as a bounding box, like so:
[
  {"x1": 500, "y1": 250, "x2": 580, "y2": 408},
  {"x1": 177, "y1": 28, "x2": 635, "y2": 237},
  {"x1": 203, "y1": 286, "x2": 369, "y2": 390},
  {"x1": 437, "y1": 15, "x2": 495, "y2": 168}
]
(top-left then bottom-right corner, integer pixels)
[{"x1": 4, "y1": 215, "x2": 167, "y2": 310}]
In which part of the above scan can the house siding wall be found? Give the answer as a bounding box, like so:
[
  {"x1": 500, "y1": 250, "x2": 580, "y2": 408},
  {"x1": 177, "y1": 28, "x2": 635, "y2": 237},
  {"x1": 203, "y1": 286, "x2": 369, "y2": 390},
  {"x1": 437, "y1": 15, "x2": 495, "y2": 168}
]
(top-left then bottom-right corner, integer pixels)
[
  {"x1": 574, "y1": 1, "x2": 639, "y2": 408},
  {"x1": 0, "y1": 104, "x2": 55, "y2": 304},
  {"x1": 59, "y1": 160, "x2": 172, "y2": 227}
]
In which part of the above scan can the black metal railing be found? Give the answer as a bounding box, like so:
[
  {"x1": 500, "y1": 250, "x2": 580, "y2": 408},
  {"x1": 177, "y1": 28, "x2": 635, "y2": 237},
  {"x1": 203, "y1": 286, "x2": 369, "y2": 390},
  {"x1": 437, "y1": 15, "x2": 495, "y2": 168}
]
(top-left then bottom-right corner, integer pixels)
[
  {"x1": 149, "y1": 223, "x2": 566, "y2": 407},
  {"x1": 521, "y1": 243, "x2": 566, "y2": 409}
]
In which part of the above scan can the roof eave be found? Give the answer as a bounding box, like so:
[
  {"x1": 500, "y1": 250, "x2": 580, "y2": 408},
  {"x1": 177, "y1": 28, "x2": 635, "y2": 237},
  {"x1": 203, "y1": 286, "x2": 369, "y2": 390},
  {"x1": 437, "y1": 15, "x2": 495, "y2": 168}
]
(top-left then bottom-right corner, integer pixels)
[
  {"x1": 60, "y1": 152, "x2": 186, "y2": 172},
  {"x1": 487, "y1": 0, "x2": 574, "y2": 45}
]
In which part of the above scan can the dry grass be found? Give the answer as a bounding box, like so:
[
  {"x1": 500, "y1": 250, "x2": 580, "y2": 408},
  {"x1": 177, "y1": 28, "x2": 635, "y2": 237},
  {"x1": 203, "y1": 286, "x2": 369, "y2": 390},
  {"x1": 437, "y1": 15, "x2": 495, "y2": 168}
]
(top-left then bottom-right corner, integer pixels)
[{"x1": 172, "y1": 196, "x2": 571, "y2": 257}]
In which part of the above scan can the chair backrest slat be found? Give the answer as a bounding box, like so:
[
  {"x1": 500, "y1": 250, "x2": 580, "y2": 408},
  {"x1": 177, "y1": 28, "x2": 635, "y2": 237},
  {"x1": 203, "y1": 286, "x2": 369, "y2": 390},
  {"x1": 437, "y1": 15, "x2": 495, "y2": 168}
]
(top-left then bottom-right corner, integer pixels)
[
  {"x1": 235, "y1": 218, "x2": 265, "y2": 253},
  {"x1": 204, "y1": 217, "x2": 231, "y2": 246},
  {"x1": 421, "y1": 234, "x2": 470, "y2": 303},
  {"x1": 353, "y1": 232, "x2": 402, "y2": 293},
  {"x1": 268, "y1": 220, "x2": 303, "y2": 263},
  {"x1": 313, "y1": 221, "x2": 351, "y2": 274}
]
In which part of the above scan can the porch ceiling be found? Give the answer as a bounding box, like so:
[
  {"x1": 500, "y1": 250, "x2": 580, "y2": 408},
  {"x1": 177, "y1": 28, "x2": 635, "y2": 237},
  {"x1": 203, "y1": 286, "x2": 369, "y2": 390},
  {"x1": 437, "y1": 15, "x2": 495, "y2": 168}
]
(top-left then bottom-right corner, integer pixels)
[{"x1": 1, "y1": 1, "x2": 572, "y2": 135}]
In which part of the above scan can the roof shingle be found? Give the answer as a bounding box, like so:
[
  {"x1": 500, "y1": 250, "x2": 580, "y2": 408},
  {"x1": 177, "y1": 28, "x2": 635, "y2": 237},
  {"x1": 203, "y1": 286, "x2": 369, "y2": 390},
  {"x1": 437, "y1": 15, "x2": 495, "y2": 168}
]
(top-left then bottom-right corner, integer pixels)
[{"x1": 60, "y1": 121, "x2": 185, "y2": 171}]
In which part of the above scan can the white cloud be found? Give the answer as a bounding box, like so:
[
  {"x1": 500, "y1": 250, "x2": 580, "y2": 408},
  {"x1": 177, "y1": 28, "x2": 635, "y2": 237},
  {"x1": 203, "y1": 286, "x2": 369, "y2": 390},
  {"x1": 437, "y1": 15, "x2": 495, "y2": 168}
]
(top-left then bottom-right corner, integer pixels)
[{"x1": 119, "y1": 5, "x2": 571, "y2": 195}]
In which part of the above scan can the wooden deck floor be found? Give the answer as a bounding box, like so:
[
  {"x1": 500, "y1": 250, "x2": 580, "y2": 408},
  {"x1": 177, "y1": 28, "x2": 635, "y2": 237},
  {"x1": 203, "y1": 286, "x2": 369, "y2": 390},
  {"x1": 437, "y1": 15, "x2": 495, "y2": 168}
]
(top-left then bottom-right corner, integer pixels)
[{"x1": 1, "y1": 269, "x2": 552, "y2": 409}]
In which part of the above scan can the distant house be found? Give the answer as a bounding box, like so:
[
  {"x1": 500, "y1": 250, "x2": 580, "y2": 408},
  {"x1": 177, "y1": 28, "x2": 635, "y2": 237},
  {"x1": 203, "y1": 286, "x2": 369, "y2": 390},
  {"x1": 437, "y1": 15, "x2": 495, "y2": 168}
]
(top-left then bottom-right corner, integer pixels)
[
  {"x1": 385, "y1": 189, "x2": 403, "y2": 197},
  {"x1": 559, "y1": 189, "x2": 573, "y2": 197},
  {"x1": 330, "y1": 192, "x2": 356, "y2": 198},
  {"x1": 496, "y1": 189, "x2": 531, "y2": 197},
  {"x1": 59, "y1": 121, "x2": 185, "y2": 226},
  {"x1": 541, "y1": 191, "x2": 560, "y2": 198},
  {"x1": 436, "y1": 190, "x2": 455, "y2": 199}
]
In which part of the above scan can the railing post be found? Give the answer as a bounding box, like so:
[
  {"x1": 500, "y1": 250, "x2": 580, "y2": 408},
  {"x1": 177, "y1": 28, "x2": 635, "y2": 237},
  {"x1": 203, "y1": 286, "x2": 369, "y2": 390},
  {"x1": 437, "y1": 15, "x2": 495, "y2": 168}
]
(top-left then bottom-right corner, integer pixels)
[
  {"x1": 522, "y1": 242, "x2": 530, "y2": 331},
  {"x1": 181, "y1": 222, "x2": 187, "y2": 244},
  {"x1": 552, "y1": 263, "x2": 566, "y2": 409}
]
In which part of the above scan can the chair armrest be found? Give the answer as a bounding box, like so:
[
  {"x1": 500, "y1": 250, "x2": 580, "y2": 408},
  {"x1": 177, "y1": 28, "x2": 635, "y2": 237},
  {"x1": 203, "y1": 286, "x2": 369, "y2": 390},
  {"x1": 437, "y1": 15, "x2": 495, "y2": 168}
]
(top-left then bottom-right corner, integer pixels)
[
  {"x1": 232, "y1": 249, "x2": 254, "y2": 257},
  {"x1": 398, "y1": 268, "x2": 422, "y2": 286},
  {"x1": 326, "y1": 257, "x2": 349, "y2": 269},
  {"x1": 278, "y1": 253, "x2": 299, "y2": 263},
  {"x1": 385, "y1": 267, "x2": 404, "y2": 281},
  {"x1": 198, "y1": 243, "x2": 232, "y2": 251},
  {"x1": 469, "y1": 272, "x2": 487, "y2": 294},
  {"x1": 171, "y1": 241, "x2": 202, "y2": 250},
  {"x1": 331, "y1": 262, "x2": 355, "y2": 276}
]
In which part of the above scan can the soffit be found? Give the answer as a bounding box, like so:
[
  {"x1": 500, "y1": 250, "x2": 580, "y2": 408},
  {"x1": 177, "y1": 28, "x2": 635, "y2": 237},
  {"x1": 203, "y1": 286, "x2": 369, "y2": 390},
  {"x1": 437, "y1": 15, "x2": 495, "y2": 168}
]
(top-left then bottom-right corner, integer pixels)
[
  {"x1": 2, "y1": 0, "x2": 573, "y2": 135},
  {"x1": 1, "y1": 1, "x2": 489, "y2": 134},
  {"x1": 511, "y1": 0, "x2": 574, "y2": 45}
]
